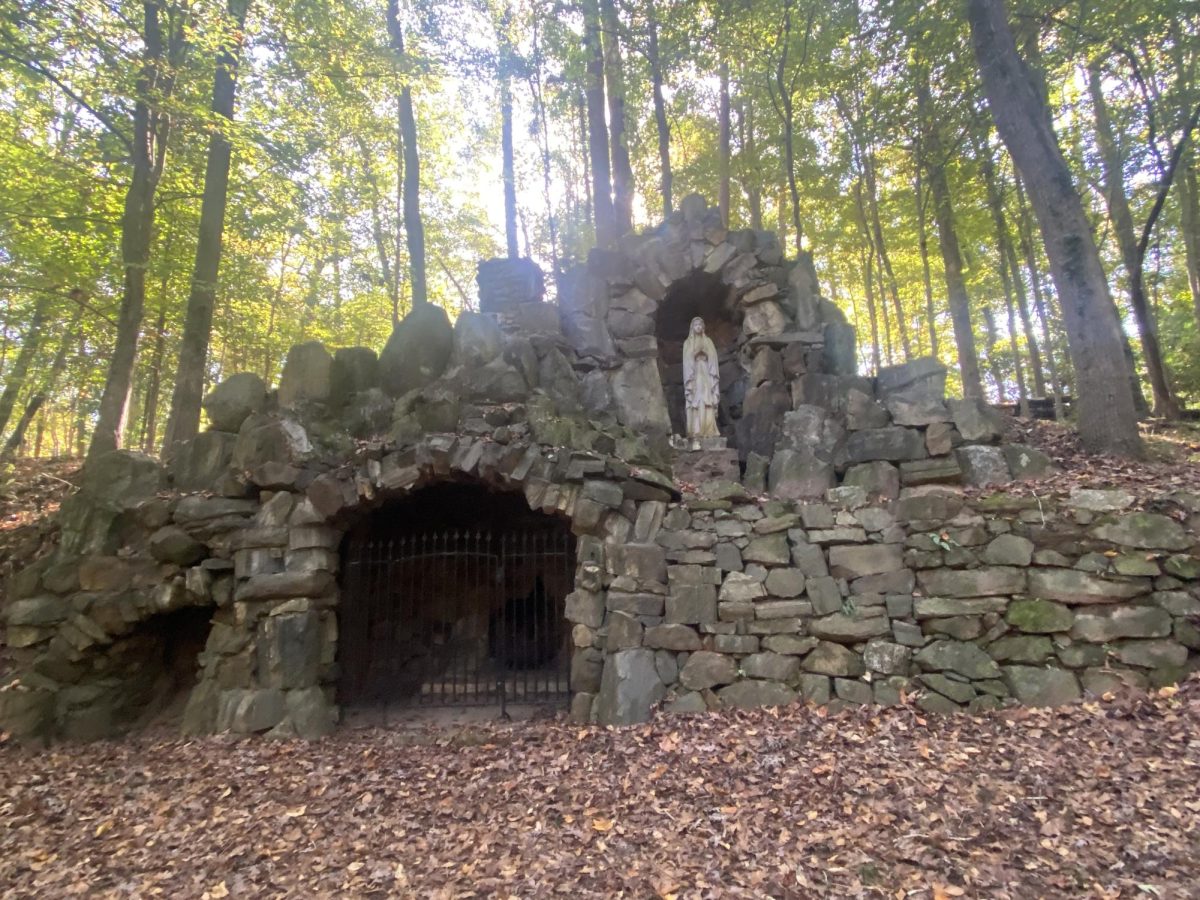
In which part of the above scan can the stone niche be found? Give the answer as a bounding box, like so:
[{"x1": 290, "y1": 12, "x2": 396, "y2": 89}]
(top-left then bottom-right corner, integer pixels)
[{"x1": 4, "y1": 198, "x2": 1200, "y2": 742}]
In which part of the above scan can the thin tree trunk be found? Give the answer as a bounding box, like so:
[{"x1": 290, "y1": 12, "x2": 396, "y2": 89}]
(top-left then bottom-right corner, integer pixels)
[
  {"x1": 744, "y1": 100, "x2": 762, "y2": 230},
  {"x1": 865, "y1": 148, "x2": 911, "y2": 360},
  {"x1": 141, "y1": 307, "x2": 168, "y2": 452},
  {"x1": 981, "y1": 306, "x2": 1006, "y2": 402},
  {"x1": 977, "y1": 139, "x2": 1031, "y2": 413},
  {"x1": 163, "y1": 0, "x2": 251, "y2": 456},
  {"x1": 1180, "y1": 149, "x2": 1200, "y2": 334},
  {"x1": 919, "y1": 74, "x2": 984, "y2": 399},
  {"x1": 647, "y1": 6, "x2": 672, "y2": 220},
  {"x1": 2, "y1": 395, "x2": 45, "y2": 461},
  {"x1": 600, "y1": 0, "x2": 632, "y2": 236},
  {"x1": 355, "y1": 136, "x2": 397, "y2": 297},
  {"x1": 0, "y1": 293, "x2": 51, "y2": 437},
  {"x1": 1087, "y1": 68, "x2": 1179, "y2": 419},
  {"x1": 913, "y1": 155, "x2": 938, "y2": 358},
  {"x1": 1015, "y1": 176, "x2": 1066, "y2": 418},
  {"x1": 582, "y1": 0, "x2": 616, "y2": 247},
  {"x1": 387, "y1": 0, "x2": 427, "y2": 305},
  {"x1": 500, "y1": 71, "x2": 519, "y2": 258},
  {"x1": 718, "y1": 58, "x2": 731, "y2": 224},
  {"x1": 968, "y1": 0, "x2": 1142, "y2": 456},
  {"x1": 854, "y1": 178, "x2": 882, "y2": 372},
  {"x1": 528, "y1": 13, "x2": 560, "y2": 276},
  {"x1": 89, "y1": 0, "x2": 182, "y2": 463}
]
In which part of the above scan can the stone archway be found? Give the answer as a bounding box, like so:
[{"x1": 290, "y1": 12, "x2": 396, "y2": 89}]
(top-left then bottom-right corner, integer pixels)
[
  {"x1": 336, "y1": 481, "x2": 577, "y2": 712},
  {"x1": 654, "y1": 270, "x2": 743, "y2": 442}
]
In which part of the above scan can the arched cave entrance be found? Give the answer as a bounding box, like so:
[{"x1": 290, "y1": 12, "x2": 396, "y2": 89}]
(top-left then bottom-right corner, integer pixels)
[
  {"x1": 655, "y1": 270, "x2": 744, "y2": 444},
  {"x1": 337, "y1": 482, "x2": 575, "y2": 712}
]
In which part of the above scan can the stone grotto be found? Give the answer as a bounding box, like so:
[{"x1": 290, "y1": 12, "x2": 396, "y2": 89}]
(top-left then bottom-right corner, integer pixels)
[{"x1": 3, "y1": 195, "x2": 1200, "y2": 741}]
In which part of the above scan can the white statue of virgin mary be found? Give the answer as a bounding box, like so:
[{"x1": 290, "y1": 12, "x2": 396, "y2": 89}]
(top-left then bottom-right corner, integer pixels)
[{"x1": 683, "y1": 316, "x2": 720, "y2": 439}]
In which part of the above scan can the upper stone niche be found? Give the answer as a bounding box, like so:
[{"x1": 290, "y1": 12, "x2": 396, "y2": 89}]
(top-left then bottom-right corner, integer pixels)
[{"x1": 654, "y1": 270, "x2": 741, "y2": 442}]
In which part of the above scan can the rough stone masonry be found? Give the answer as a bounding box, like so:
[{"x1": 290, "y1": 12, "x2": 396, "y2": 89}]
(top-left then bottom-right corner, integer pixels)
[{"x1": 2, "y1": 196, "x2": 1197, "y2": 741}]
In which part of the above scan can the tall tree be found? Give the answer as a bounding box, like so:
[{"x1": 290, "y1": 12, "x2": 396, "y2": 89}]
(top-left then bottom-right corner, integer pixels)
[
  {"x1": 916, "y1": 67, "x2": 984, "y2": 400},
  {"x1": 499, "y1": 4, "x2": 519, "y2": 259},
  {"x1": 581, "y1": 0, "x2": 615, "y2": 246},
  {"x1": 88, "y1": 0, "x2": 188, "y2": 462},
  {"x1": 968, "y1": 0, "x2": 1143, "y2": 456},
  {"x1": 387, "y1": 0, "x2": 428, "y2": 306},
  {"x1": 599, "y1": 0, "x2": 633, "y2": 236},
  {"x1": 1087, "y1": 66, "x2": 1189, "y2": 419},
  {"x1": 644, "y1": 1, "x2": 672, "y2": 218},
  {"x1": 163, "y1": 0, "x2": 252, "y2": 454}
]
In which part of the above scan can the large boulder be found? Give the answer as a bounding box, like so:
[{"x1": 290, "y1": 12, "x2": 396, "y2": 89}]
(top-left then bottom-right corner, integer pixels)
[
  {"x1": 949, "y1": 398, "x2": 1006, "y2": 443},
  {"x1": 379, "y1": 304, "x2": 455, "y2": 397},
  {"x1": 329, "y1": 346, "x2": 379, "y2": 401},
  {"x1": 1002, "y1": 666, "x2": 1081, "y2": 706},
  {"x1": 740, "y1": 382, "x2": 792, "y2": 460},
  {"x1": 169, "y1": 430, "x2": 236, "y2": 491},
  {"x1": 278, "y1": 340, "x2": 333, "y2": 408},
  {"x1": 845, "y1": 427, "x2": 927, "y2": 464},
  {"x1": 203, "y1": 372, "x2": 267, "y2": 432},
  {"x1": 876, "y1": 357, "x2": 947, "y2": 403},
  {"x1": 609, "y1": 358, "x2": 671, "y2": 438},
  {"x1": 231, "y1": 413, "x2": 312, "y2": 472},
  {"x1": 769, "y1": 449, "x2": 835, "y2": 500},
  {"x1": 956, "y1": 445, "x2": 1010, "y2": 486},
  {"x1": 915, "y1": 640, "x2": 1001, "y2": 680},
  {"x1": 595, "y1": 649, "x2": 666, "y2": 725},
  {"x1": 453, "y1": 310, "x2": 505, "y2": 368},
  {"x1": 558, "y1": 266, "x2": 617, "y2": 360}
]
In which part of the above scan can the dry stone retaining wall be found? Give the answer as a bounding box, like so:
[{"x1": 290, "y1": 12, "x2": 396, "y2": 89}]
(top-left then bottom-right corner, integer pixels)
[{"x1": 586, "y1": 484, "x2": 1200, "y2": 723}]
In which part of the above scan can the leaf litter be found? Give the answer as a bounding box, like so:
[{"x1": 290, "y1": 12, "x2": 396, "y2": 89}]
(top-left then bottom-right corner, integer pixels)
[{"x1": 1, "y1": 678, "x2": 1197, "y2": 898}]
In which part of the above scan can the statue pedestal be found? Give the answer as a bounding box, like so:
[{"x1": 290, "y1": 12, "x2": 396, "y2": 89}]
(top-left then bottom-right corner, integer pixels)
[
  {"x1": 673, "y1": 443, "x2": 740, "y2": 488},
  {"x1": 670, "y1": 434, "x2": 728, "y2": 452}
]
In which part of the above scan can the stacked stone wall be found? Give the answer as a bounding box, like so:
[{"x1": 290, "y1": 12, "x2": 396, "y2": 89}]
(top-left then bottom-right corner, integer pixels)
[{"x1": 584, "y1": 484, "x2": 1200, "y2": 721}]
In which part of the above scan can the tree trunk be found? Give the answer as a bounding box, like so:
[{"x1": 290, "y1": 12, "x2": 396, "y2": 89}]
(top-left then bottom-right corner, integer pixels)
[
  {"x1": 1087, "y1": 68, "x2": 1179, "y2": 419},
  {"x1": 718, "y1": 58, "x2": 731, "y2": 224},
  {"x1": 89, "y1": 0, "x2": 181, "y2": 463},
  {"x1": 0, "y1": 293, "x2": 51, "y2": 437},
  {"x1": 865, "y1": 148, "x2": 911, "y2": 360},
  {"x1": 981, "y1": 306, "x2": 1006, "y2": 402},
  {"x1": 1015, "y1": 176, "x2": 1066, "y2": 418},
  {"x1": 529, "y1": 15, "x2": 560, "y2": 276},
  {"x1": 163, "y1": 0, "x2": 251, "y2": 456},
  {"x1": 919, "y1": 92, "x2": 983, "y2": 397},
  {"x1": 977, "y1": 141, "x2": 1030, "y2": 413},
  {"x1": 1181, "y1": 149, "x2": 1200, "y2": 333},
  {"x1": 387, "y1": 0, "x2": 427, "y2": 305},
  {"x1": 581, "y1": 0, "x2": 616, "y2": 247},
  {"x1": 355, "y1": 136, "x2": 397, "y2": 297},
  {"x1": 2, "y1": 394, "x2": 45, "y2": 461},
  {"x1": 647, "y1": 6, "x2": 672, "y2": 220},
  {"x1": 854, "y1": 178, "x2": 882, "y2": 372},
  {"x1": 599, "y1": 0, "x2": 633, "y2": 236},
  {"x1": 968, "y1": 0, "x2": 1142, "y2": 456},
  {"x1": 5, "y1": 303, "x2": 82, "y2": 460},
  {"x1": 141, "y1": 307, "x2": 167, "y2": 453},
  {"x1": 500, "y1": 75, "x2": 519, "y2": 258},
  {"x1": 742, "y1": 93, "x2": 762, "y2": 230},
  {"x1": 913, "y1": 155, "x2": 938, "y2": 358}
]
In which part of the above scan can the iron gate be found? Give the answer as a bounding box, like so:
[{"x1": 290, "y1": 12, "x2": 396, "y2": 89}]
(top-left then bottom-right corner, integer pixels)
[{"x1": 339, "y1": 526, "x2": 574, "y2": 709}]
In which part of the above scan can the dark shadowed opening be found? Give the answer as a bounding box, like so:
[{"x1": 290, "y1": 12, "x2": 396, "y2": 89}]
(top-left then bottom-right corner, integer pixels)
[
  {"x1": 654, "y1": 270, "x2": 743, "y2": 440},
  {"x1": 337, "y1": 482, "x2": 574, "y2": 712},
  {"x1": 129, "y1": 606, "x2": 214, "y2": 728}
]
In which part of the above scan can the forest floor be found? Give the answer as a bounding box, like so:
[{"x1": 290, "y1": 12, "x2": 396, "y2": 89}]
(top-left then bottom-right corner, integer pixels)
[{"x1": 0, "y1": 678, "x2": 1197, "y2": 898}]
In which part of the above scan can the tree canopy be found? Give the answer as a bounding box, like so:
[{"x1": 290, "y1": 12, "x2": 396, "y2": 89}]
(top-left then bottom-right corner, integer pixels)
[{"x1": 0, "y1": 0, "x2": 1197, "y2": 459}]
